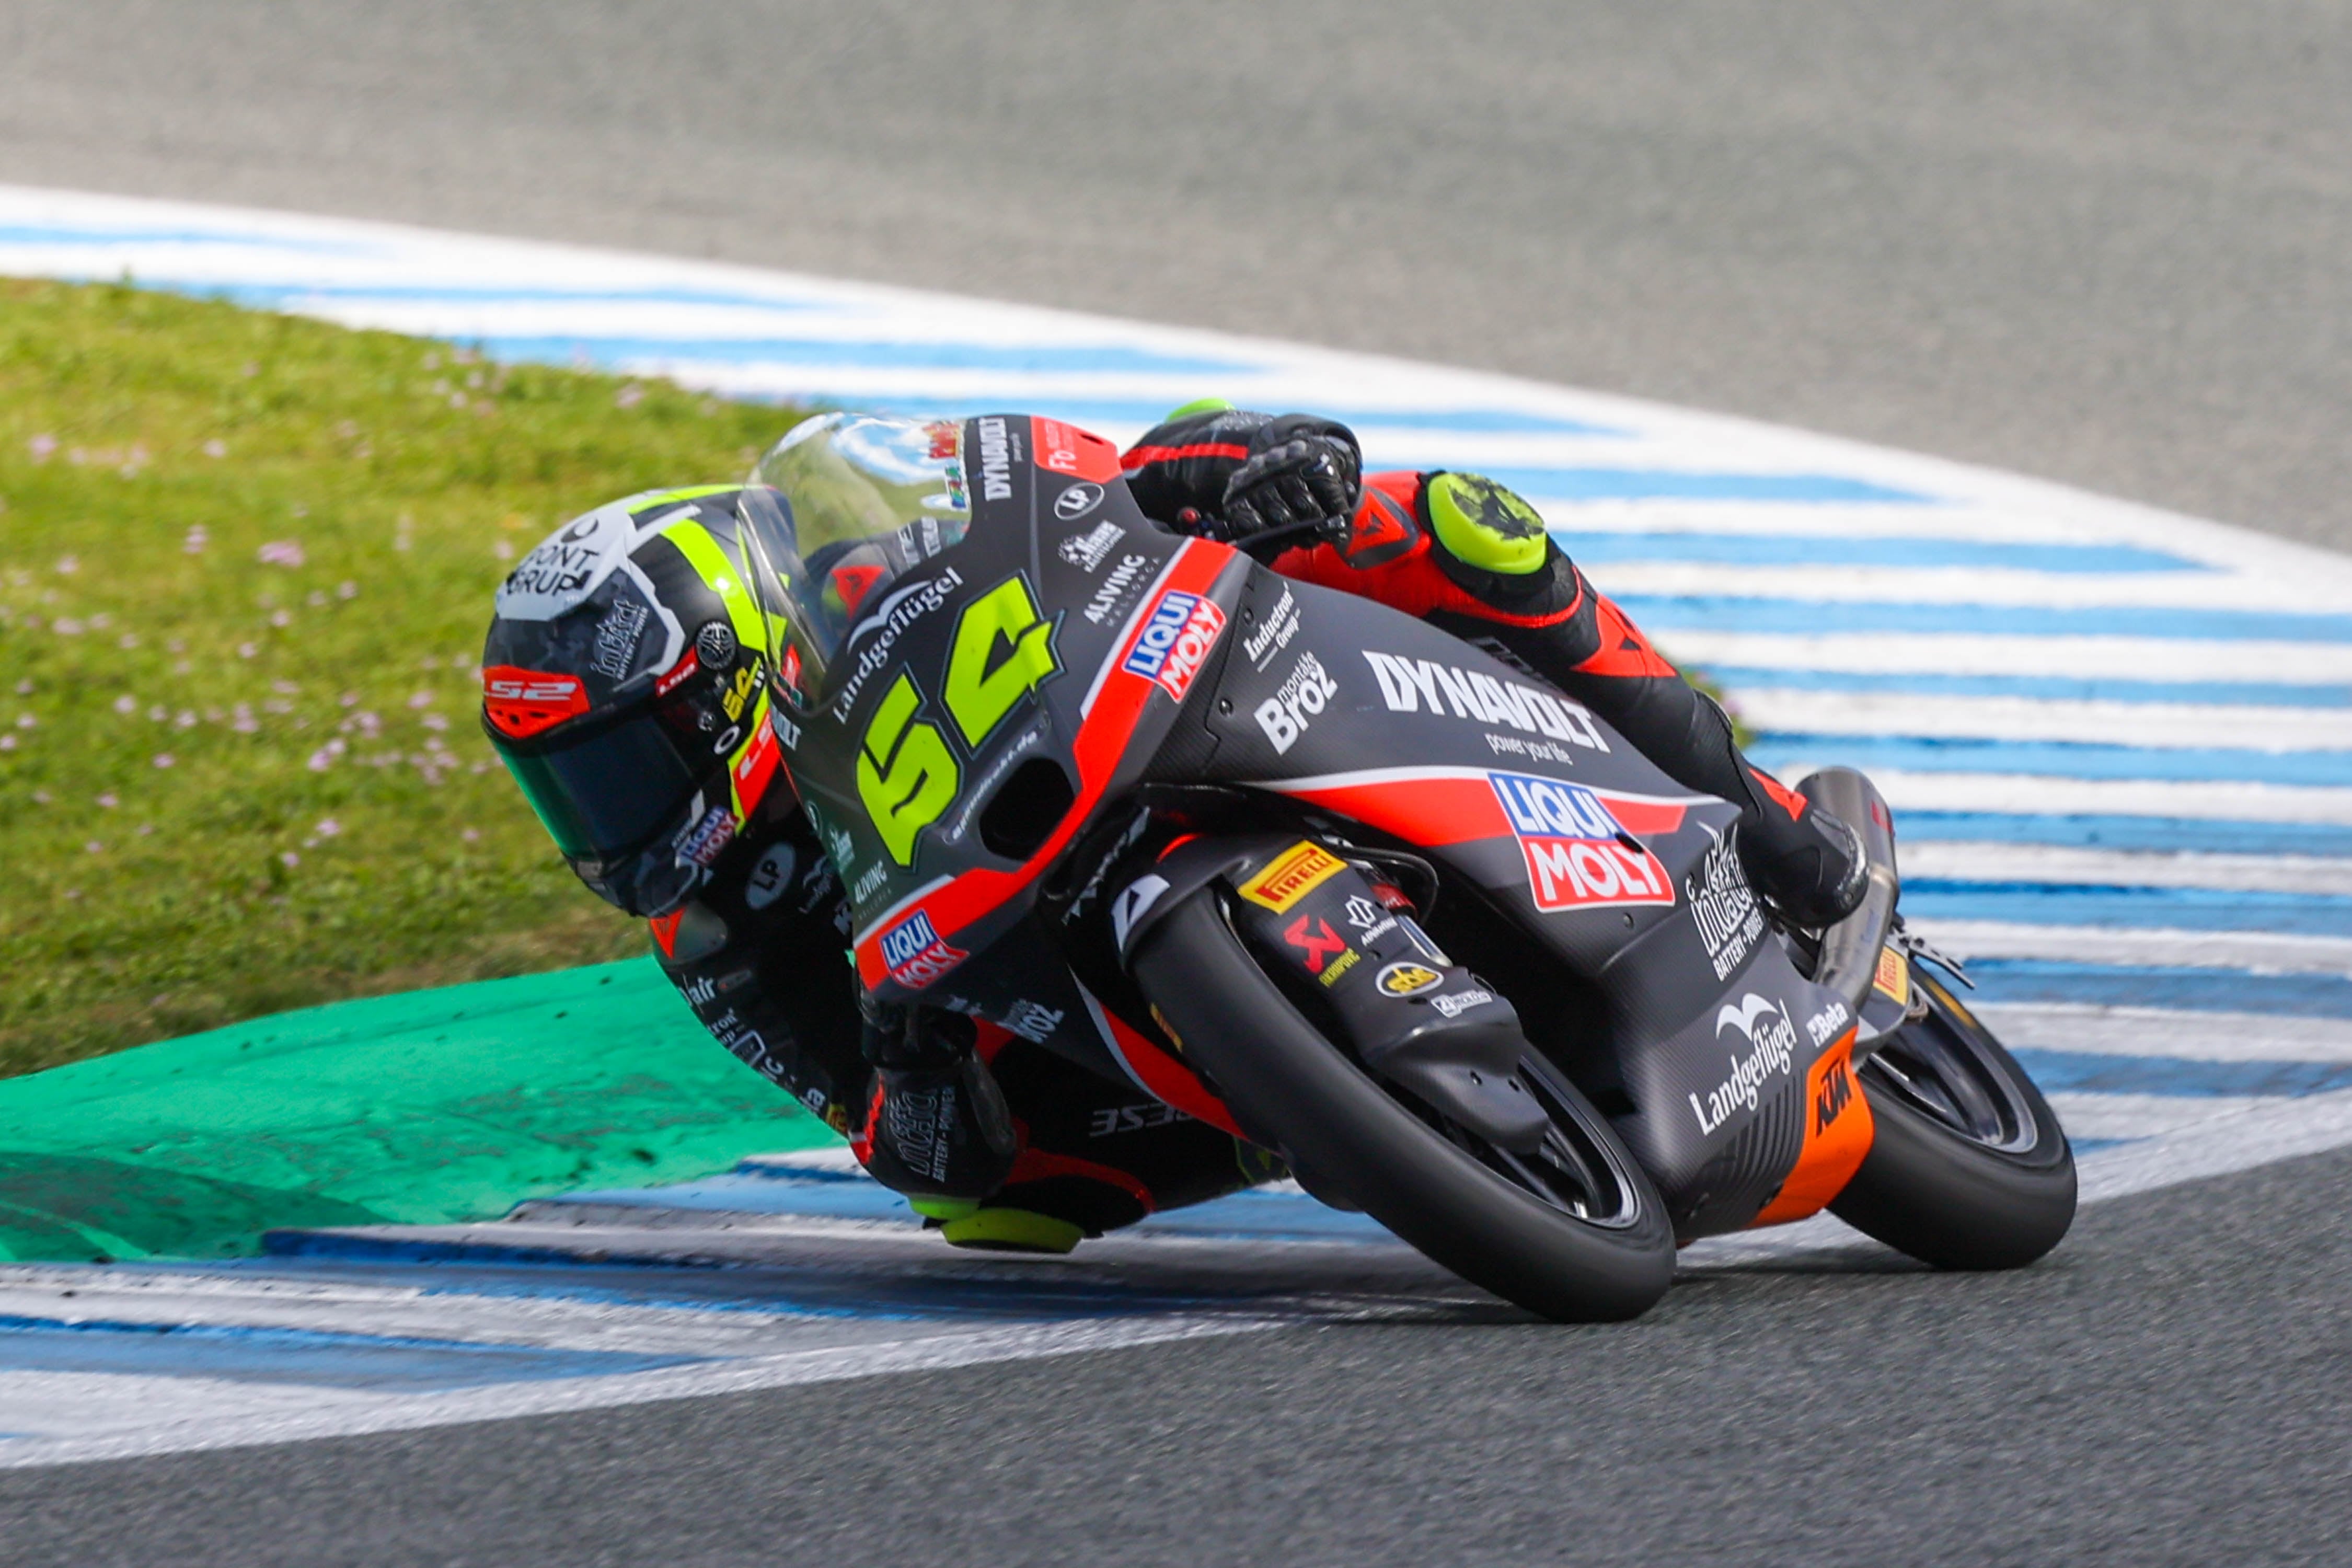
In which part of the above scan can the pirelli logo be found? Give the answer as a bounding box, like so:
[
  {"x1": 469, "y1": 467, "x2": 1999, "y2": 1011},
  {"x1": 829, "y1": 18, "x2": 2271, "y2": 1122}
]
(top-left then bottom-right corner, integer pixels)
[
  {"x1": 1238, "y1": 842, "x2": 1347, "y2": 913},
  {"x1": 1873, "y1": 944, "x2": 1910, "y2": 1007}
]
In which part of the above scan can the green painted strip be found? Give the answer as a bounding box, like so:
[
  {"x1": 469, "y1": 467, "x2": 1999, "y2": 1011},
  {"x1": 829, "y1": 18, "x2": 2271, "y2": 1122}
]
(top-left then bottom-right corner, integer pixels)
[{"x1": 0, "y1": 959, "x2": 837, "y2": 1263}]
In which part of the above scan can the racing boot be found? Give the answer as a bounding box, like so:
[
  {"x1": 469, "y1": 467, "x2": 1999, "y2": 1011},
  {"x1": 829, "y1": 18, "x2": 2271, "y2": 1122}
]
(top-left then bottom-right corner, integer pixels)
[{"x1": 852, "y1": 1006, "x2": 1018, "y2": 1211}]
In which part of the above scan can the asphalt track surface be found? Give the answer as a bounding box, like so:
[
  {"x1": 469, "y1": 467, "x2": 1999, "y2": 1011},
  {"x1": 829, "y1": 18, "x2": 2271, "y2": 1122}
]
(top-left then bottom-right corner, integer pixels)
[
  {"x1": 1, "y1": 1, "x2": 2349, "y2": 552},
  {"x1": 4, "y1": 6, "x2": 2350, "y2": 1563},
  {"x1": 7, "y1": 1147, "x2": 2352, "y2": 1567}
]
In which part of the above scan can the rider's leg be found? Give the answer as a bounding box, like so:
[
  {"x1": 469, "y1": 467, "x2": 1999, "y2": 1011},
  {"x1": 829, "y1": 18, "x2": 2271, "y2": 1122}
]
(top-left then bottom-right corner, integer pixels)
[
  {"x1": 1274, "y1": 471, "x2": 1866, "y2": 928},
  {"x1": 935, "y1": 1033, "x2": 1280, "y2": 1253}
]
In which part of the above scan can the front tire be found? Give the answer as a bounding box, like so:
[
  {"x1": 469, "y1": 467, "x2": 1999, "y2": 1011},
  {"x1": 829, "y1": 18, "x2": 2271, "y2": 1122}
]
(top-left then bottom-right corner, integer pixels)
[
  {"x1": 1131, "y1": 892, "x2": 1676, "y2": 1322},
  {"x1": 1829, "y1": 960, "x2": 2076, "y2": 1270}
]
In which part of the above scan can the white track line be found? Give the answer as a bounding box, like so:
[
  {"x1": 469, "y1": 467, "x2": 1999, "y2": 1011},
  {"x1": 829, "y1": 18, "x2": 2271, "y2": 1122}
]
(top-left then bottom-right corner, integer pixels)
[
  {"x1": 1906, "y1": 919, "x2": 2352, "y2": 976},
  {"x1": 1591, "y1": 560, "x2": 2345, "y2": 611},
  {"x1": 1830, "y1": 770, "x2": 2352, "y2": 826},
  {"x1": 1899, "y1": 843, "x2": 2352, "y2": 895},
  {"x1": 1665, "y1": 630, "x2": 2352, "y2": 684},
  {"x1": 1734, "y1": 690, "x2": 2352, "y2": 752},
  {"x1": 1971, "y1": 1004, "x2": 2352, "y2": 1061},
  {"x1": 0, "y1": 1315, "x2": 1271, "y2": 1470}
]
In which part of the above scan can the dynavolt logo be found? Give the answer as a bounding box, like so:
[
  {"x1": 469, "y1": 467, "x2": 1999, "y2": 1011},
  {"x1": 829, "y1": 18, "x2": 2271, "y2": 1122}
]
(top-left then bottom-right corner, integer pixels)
[
  {"x1": 879, "y1": 909, "x2": 968, "y2": 990},
  {"x1": 1122, "y1": 589, "x2": 1227, "y2": 703},
  {"x1": 1489, "y1": 771, "x2": 1676, "y2": 914}
]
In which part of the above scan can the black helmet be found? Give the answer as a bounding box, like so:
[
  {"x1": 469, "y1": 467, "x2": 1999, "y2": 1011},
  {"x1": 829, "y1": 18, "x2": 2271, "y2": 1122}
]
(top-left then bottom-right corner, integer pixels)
[
  {"x1": 482, "y1": 414, "x2": 974, "y2": 917},
  {"x1": 481, "y1": 483, "x2": 802, "y2": 918}
]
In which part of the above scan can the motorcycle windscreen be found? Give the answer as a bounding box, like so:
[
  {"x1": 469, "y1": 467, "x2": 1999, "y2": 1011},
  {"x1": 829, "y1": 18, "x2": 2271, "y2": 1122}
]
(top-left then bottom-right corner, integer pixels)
[{"x1": 745, "y1": 413, "x2": 972, "y2": 707}]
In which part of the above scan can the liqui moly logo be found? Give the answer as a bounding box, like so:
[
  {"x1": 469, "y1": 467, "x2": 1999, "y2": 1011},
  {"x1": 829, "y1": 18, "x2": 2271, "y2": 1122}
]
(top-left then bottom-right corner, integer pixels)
[
  {"x1": 1490, "y1": 771, "x2": 1676, "y2": 914},
  {"x1": 879, "y1": 909, "x2": 967, "y2": 991},
  {"x1": 1121, "y1": 589, "x2": 1226, "y2": 703}
]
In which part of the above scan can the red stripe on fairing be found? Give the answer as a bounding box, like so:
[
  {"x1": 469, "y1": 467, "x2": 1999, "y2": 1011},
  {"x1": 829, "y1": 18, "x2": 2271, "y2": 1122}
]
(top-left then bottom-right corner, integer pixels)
[
  {"x1": 854, "y1": 538, "x2": 1241, "y2": 990},
  {"x1": 1120, "y1": 442, "x2": 1250, "y2": 470},
  {"x1": 1270, "y1": 770, "x2": 1692, "y2": 846},
  {"x1": 1096, "y1": 1007, "x2": 1247, "y2": 1141}
]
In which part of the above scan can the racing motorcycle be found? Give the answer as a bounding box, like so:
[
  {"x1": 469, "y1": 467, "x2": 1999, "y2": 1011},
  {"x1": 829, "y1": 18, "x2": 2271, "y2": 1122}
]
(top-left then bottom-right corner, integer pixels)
[{"x1": 752, "y1": 413, "x2": 2077, "y2": 1322}]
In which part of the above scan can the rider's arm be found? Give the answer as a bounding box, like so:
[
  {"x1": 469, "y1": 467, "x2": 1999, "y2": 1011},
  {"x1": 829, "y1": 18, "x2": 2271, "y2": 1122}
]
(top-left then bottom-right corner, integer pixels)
[{"x1": 649, "y1": 803, "x2": 869, "y2": 1137}]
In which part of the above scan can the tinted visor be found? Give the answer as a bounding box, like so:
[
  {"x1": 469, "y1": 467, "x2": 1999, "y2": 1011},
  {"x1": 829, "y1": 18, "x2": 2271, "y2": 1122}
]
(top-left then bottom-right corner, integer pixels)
[{"x1": 498, "y1": 706, "x2": 705, "y2": 861}]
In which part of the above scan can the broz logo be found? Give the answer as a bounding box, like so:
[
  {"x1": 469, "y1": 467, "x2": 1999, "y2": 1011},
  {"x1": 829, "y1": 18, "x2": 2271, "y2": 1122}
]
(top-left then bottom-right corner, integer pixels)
[
  {"x1": 879, "y1": 909, "x2": 967, "y2": 991},
  {"x1": 1489, "y1": 772, "x2": 1675, "y2": 914},
  {"x1": 1376, "y1": 961, "x2": 1443, "y2": 998},
  {"x1": 1122, "y1": 589, "x2": 1227, "y2": 703}
]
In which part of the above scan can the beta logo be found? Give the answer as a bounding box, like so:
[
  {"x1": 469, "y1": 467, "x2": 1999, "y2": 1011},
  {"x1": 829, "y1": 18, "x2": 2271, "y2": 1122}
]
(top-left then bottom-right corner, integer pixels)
[
  {"x1": 1121, "y1": 589, "x2": 1226, "y2": 704},
  {"x1": 879, "y1": 909, "x2": 968, "y2": 990},
  {"x1": 1489, "y1": 771, "x2": 1676, "y2": 914}
]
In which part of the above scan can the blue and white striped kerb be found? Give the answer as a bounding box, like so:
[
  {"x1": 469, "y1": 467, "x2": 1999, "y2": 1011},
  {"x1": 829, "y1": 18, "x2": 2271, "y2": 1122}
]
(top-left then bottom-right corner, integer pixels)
[{"x1": 2, "y1": 185, "x2": 2348, "y2": 1464}]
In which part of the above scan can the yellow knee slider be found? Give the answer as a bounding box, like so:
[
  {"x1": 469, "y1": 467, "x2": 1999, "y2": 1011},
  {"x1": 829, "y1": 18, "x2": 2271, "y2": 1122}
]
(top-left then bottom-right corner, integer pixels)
[{"x1": 1426, "y1": 472, "x2": 1551, "y2": 576}]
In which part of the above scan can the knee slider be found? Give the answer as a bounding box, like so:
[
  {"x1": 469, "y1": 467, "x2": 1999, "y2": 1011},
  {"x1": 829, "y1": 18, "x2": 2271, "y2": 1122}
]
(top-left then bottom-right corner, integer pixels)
[{"x1": 1427, "y1": 472, "x2": 1551, "y2": 577}]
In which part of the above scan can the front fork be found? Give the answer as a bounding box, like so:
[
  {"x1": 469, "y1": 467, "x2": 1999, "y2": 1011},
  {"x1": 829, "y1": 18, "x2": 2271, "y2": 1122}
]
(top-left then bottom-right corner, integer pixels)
[{"x1": 1117, "y1": 834, "x2": 1550, "y2": 1152}]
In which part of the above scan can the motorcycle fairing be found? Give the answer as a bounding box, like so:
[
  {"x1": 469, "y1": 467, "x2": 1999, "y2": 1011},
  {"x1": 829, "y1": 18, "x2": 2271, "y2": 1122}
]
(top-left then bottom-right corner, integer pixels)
[
  {"x1": 1184, "y1": 563, "x2": 1871, "y2": 1235},
  {"x1": 778, "y1": 414, "x2": 1250, "y2": 1005}
]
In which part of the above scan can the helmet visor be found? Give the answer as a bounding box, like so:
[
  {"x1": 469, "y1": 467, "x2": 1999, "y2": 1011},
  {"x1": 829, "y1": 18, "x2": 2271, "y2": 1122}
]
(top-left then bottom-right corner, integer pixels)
[{"x1": 498, "y1": 708, "x2": 703, "y2": 861}]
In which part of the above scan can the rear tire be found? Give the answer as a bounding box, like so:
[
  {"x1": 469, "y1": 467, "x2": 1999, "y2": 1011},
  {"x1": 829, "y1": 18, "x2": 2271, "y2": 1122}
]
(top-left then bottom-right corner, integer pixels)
[
  {"x1": 1131, "y1": 892, "x2": 1675, "y2": 1322},
  {"x1": 1829, "y1": 961, "x2": 2076, "y2": 1270}
]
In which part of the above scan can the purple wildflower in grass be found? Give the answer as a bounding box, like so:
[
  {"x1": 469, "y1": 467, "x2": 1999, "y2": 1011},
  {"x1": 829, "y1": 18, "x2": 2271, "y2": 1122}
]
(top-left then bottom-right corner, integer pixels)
[
  {"x1": 257, "y1": 541, "x2": 305, "y2": 568},
  {"x1": 27, "y1": 434, "x2": 56, "y2": 461},
  {"x1": 462, "y1": 828, "x2": 480, "y2": 842},
  {"x1": 54, "y1": 555, "x2": 77, "y2": 575},
  {"x1": 0, "y1": 735, "x2": 15, "y2": 752},
  {"x1": 337, "y1": 581, "x2": 358, "y2": 599},
  {"x1": 202, "y1": 440, "x2": 227, "y2": 458},
  {"x1": 280, "y1": 850, "x2": 299, "y2": 868},
  {"x1": 97, "y1": 793, "x2": 117, "y2": 809},
  {"x1": 112, "y1": 695, "x2": 136, "y2": 715},
  {"x1": 153, "y1": 754, "x2": 175, "y2": 768},
  {"x1": 237, "y1": 642, "x2": 257, "y2": 659},
  {"x1": 316, "y1": 818, "x2": 341, "y2": 837}
]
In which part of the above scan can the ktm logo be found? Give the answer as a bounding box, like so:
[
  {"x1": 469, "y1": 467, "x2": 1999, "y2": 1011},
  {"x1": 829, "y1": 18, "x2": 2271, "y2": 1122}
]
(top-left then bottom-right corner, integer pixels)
[
  {"x1": 1814, "y1": 1057, "x2": 1854, "y2": 1134},
  {"x1": 1283, "y1": 914, "x2": 1349, "y2": 975}
]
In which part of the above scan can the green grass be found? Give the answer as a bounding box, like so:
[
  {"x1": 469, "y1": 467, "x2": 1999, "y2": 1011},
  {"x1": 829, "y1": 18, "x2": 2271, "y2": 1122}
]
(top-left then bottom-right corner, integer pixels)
[{"x1": 0, "y1": 278, "x2": 810, "y2": 1078}]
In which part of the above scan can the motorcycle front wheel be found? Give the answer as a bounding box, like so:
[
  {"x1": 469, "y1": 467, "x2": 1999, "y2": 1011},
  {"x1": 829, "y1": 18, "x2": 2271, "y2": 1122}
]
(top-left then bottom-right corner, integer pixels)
[
  {"x1": 1128, "y1": 889, "x2": 1676, "y2": 1322},
  {"x1": 1829, "y1": 958, "x2": 2077, "y2": 1270}
]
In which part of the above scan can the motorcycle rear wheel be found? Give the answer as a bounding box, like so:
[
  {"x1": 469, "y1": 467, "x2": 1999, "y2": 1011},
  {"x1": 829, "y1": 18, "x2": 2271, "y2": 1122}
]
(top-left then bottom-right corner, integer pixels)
[
  {"x1": 1129, "y1": 891, "x2": 1676, "y2": 1322},
  {"x1": 1829, "y1": 960, "x2": 2077, "y2": 1270}
]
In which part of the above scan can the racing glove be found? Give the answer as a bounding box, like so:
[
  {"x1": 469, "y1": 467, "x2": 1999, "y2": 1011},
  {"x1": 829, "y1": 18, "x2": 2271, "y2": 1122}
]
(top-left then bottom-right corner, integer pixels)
[
  {"x1": 1219, "y1": 414, "x2": 1363, "y2": 542},
  {"x1": 853, "y1": 1004, "x2": 1018, "y2": 1203}
]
